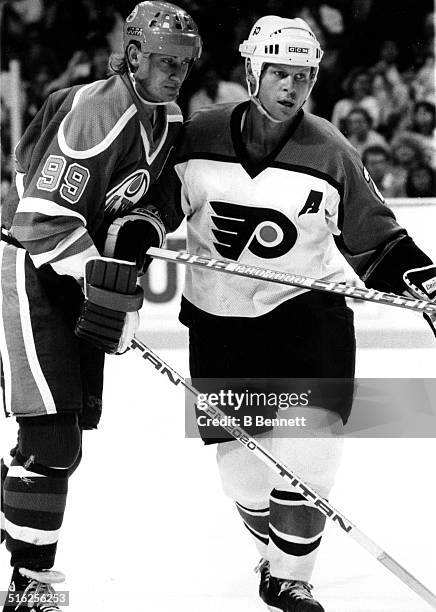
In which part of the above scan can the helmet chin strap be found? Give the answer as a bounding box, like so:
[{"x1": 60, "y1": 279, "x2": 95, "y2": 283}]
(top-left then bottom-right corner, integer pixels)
[
  {"x1": 250, "y1": 95, "x2": 287, "y2": 123},
  {"x1": 250, "y1": 94, "x2": 308, "y2": 124},
  {"x1": 250, "y1": 95, "x2": 284, "y2": 123},
  {"x1": 128, "y1": 66, "x2": 172, "y2": 106}
]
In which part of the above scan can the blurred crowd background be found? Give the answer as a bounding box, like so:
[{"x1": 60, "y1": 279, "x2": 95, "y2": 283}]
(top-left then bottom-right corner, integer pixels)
[{"x1": 1, "y1": 0, "x2": 435, "y2": 201}]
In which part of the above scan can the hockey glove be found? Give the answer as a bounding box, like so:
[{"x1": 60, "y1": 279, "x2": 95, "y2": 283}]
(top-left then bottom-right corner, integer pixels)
[
  {"x1": 75, "y1": 258, "x2": 144, "y2": 354},
  {"x1": 403, "y1": 264, "x2": 436, "y2": 338},
  {"x1": 103, "y1": 205, "x2": 166, "y2": 276}
]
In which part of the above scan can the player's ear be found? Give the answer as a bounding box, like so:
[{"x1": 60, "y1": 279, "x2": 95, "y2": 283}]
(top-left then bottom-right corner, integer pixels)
[
  {"x1": 127, "y1": 43, "x2": 141, "y2": 70},
  {"x1": 245, "y1": 59, "x2": 257, "y2": 95},
  {"x1": 246, "y1": 59, "x2": 255, "y2": 83}
]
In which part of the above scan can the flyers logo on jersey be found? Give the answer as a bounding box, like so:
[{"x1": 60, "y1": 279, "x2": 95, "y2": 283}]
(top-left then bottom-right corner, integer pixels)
[
  {"x1": 210, "y1": 201, "x2": 297, "y2": 260},
  {"x1": 105, "y1": 170, "x2": 150, "y2": 219}
]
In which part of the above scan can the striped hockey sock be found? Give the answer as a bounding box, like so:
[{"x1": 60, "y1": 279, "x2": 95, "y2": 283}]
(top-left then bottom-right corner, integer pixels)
[
  {"x1": 267, "y1": 488, "x2": 327, "y2": 581},
  {"x1": 235, "y1": 501, "x2": 269, "y2": 554},
  {"x1": 3, "y1": 457, "x2": 69, "y2": 570}
]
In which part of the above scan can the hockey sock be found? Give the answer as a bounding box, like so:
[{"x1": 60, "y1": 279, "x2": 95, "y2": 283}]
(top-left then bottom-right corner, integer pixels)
[
  {"x1": 3, "y1": 457, "x2": 69, "y2": 570},
  {"x1": 235, "y1": 501, "x2": 269, "y2": 552},
  {"x1": 267, "y1": 488, "x2": 326, "y2": 581}
]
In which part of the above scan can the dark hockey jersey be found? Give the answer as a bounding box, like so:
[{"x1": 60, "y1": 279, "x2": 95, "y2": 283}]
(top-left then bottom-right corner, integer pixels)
[
  {"x1": 2, "y1": 74, "x2": 182, "y2": 279},
  {"x1": 150, "y1": 101, "x2": 431, "y2": 318}
]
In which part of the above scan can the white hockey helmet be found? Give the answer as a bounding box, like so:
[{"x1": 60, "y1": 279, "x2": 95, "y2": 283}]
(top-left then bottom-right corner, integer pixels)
[
  {"x1": 124, "y1": 1, "x2": 202, "y2": 61},
  {"x1": 239, "y1": 16, "x2": 323, "y2": 96}
]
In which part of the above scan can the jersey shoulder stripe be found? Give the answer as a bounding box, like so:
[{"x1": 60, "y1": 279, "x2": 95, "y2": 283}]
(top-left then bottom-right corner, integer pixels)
[
  {"x1": 166, "y1": 100, "x2": 183, "y2": 122},
  {"x1": 275, "y1": 112, "x2": 372, "y2": 193},
  {"x1": 58, "y1": 77, "x2": 136, "y2": 159}
]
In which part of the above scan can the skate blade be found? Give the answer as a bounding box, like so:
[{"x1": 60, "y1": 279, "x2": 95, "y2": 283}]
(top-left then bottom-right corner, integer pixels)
[{"x1": 19, "y1": 568, "x2": 66, "y2": 583}]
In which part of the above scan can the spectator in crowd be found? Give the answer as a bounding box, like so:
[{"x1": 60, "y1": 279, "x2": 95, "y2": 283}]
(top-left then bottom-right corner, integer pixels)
[
  {"x1": 405, "y1": 163, "x2": 436, "y2": 197},
  {"x1": 0, "y1": 0, "x2": 44, "y2": 70},
  {"x1": 23, "y1": 64, "x2": 58, "y2": 125},
  {"x1": 20, "y1": 25, "x2": 61, "y2": 83},
  {"x1": 42, "y1": 0, "x2": 117, "y2": 66},
  {"x1": 391, "y1": 132, "x2": 427, "y2": 174},
  {"x1": 412, "y1": 11, "x2": 435, "y2": 102},
  {"x1": 400, "y1": 101, "x2": 435, "y2": 168},
  {"x1": 344, "y1": 107, "x2": 388, "y2": 157},
  {"x1": 414, "y1": 51, "x2": 435, "y2": 103},
  {"x1": 331, "y1": 68, "x2": 380, "y2": 132},
  {"x1": 188, "y1": 63, "x2": 248, "y2": 116},
  {"x1": 43, "y1": 35, "x2": 111, "y2": 96},
  {"x1": 362, "y1": 145, "x2": 407, "y2": 198},
  {"x1": 370, "y1": 39, "x2": 403, "y2": 89},
  {"x1": 411, "y1": 100, "x2": 435, "y2": 134},
  {"x1": 370, "y1": 69, "x2": 410, "y2": 141}
]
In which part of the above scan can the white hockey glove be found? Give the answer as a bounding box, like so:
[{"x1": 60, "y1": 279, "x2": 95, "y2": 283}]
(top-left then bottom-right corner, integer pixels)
[
  {"x1": 75, "y1": 257, "x2": 143, "y2": 354},
  {"x1": 403, "y1": 264, "x2": 436, "y2": 338},
  {"x1": 103, "y1": 205, "x2": 166, "y2": 276}
]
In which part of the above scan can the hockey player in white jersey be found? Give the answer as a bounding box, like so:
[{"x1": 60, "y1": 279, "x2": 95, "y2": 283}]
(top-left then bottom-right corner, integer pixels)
[
  {"x1": 0, "y1": 2, "x2": 201, "y2": 610},
  {"x1": 146, "y1": 15, "x2": 436, "y2": 612}
]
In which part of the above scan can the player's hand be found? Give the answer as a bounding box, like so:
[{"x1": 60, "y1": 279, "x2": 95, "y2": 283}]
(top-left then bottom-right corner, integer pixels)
[
  {"x1": 75, "y1": 258, "x2": 144, "y2": 354},
  {"x1": 104, "y1": 205, "x2": 166, "y2": 276},
  {"x1": 403, "y1": 265, "x2": 436, "y2": 338}
]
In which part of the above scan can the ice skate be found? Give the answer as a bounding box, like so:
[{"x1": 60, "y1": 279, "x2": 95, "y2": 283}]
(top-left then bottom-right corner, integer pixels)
[
  {"x1": 257, "y1": 559, "x2": 325, "y2": 612},
  {"x1": 2, "y1": 567, "x2": 66, "y2": 611}
]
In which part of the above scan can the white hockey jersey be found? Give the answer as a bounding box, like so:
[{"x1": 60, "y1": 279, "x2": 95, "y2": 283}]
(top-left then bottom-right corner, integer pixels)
[{"x1": 149, "y1": 102, "x2": 428, "y2": 319}]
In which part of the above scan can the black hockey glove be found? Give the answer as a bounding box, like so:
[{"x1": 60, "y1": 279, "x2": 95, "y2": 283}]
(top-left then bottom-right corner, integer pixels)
[
  {"x1": 403, "y1": 265, "x2": 436, "y2": 338},
  {"x1": 103, "y1": 205, "x2": 166, "y2": 276},
  {"x1": 75, "y1": 258, "x2": 144, "y2": 354}
]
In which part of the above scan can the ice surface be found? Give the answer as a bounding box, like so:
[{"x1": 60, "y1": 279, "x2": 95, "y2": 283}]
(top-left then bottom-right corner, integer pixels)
[{"x1": 1, "y1": 346, "x2": 435, "y2": 611}]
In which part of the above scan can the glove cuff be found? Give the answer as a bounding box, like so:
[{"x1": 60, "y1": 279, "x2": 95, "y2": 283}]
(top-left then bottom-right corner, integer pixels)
[
  {"x1": 403, "y1": 265, "x2": 436, "y2": 301},
  {"x1": 86, "y1": 284, "x2": 144, "y2": 312}
]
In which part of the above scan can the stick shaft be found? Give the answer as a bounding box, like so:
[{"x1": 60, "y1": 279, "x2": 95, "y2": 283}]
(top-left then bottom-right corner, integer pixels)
[
  {"x1": 147, "y1": 247, "x2": 436, "y2": 315},
  {"x1": 130, "y1": 336, "x2": 436, "y2": 608}
]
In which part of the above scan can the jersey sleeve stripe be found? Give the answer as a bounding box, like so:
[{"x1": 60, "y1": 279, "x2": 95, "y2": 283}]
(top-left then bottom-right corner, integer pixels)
[
  {"x1": 50, "y1": 243, "x2": 100, "y2": 279},
  {"x1": 49, "y1": 229, "x2": 94, "y2": 264},
  {"x1": 58, "y1": 104, "x2": 137, "y2": 159},
  {"x1": 29, "y1": 226, "x2": 92, "y2": 268},
  {"x1": 13, "y1": 214, "x2": 82, "y2": 248},
  {"x1": 15, "y1": 172, "x2": 25, "y2": 198},
  {"x1": 16, "y1": 197, "x2": 87, "y2": 226}
]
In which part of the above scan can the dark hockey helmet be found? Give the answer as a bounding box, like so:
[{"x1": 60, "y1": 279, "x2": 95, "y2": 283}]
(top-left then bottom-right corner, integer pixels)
[{"x1": 123, "y1": 1, "x2": 202, "y2": 61}]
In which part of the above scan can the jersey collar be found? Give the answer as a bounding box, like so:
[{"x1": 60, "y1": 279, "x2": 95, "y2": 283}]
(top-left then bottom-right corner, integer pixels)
[{"x1": 230, "y1": 101, "x2": 304, "y2": 179}]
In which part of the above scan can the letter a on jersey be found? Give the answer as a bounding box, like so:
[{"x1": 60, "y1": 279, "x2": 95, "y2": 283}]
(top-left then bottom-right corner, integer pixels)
[
  {"x1": 298, "y1": 190, "x2": 323, "y2": 216},
  {"x1": 210, "y1": 201, "x2": 297, "y2": 260}
]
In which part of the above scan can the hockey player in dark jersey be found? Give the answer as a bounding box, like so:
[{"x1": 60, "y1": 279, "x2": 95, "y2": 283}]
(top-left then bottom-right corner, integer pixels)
[
  {"x1": 0, "y1": 2, "x2": 201, "y2": 609},
  {"x1": 146, "y1": 15, "x2": 436, "y2": 612}
]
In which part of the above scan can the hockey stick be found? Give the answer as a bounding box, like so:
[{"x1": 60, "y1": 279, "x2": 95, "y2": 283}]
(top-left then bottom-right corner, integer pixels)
[
  {"x1": 147, "y1": 247, "x2": 436, "y2": 315},
  {"x1": 130, "y1": 335, "x2": 436, "y2": 609}
]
